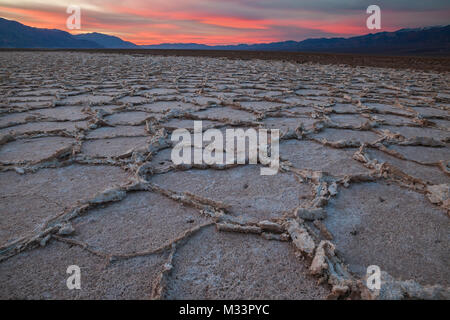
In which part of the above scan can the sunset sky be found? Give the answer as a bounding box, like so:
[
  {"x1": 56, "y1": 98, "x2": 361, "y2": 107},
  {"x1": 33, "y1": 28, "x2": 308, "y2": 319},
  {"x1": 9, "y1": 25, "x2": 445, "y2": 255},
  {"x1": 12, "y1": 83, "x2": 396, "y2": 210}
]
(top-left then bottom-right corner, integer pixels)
[{"x1": 1, "y1": 0, "x2": 449, "y2": 45}]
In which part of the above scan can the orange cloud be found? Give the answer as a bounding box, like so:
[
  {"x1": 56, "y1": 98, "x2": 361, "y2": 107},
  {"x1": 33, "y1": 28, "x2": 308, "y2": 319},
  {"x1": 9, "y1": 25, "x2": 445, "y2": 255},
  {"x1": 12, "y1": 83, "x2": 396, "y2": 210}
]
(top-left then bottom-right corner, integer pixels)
[{"x1": 0, "y1": 6, "x2": 67, "y2": 29}]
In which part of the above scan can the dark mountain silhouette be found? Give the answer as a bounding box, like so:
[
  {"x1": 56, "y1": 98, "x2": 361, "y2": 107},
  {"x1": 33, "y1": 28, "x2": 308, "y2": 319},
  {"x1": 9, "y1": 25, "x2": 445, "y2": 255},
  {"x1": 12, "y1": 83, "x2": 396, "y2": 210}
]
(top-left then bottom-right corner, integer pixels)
[
  {"x1": 1, "y1": 17, "x2": 449, "y2": 55},
  {"x1": 0, "y1": 18, "x2": 101, "y2": 48},
  {"x1": 73, "y1": 32, "x2": 138, "y2": 48}
]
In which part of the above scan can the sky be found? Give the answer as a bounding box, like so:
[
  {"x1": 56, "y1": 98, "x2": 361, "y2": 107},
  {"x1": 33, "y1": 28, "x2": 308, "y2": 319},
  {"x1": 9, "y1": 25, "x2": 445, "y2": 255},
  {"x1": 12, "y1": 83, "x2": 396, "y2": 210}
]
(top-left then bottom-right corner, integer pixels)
[{"x1": 1, "y1": 0, "x2": 449, "y2": 45}]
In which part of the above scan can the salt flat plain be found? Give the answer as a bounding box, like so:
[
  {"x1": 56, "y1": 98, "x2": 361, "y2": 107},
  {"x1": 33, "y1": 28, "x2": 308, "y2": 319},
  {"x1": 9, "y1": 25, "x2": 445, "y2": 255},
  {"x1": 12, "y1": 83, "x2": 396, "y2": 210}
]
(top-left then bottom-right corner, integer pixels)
[{"x1": 0, "y1": 51, "x2": 449, "y2": 299}]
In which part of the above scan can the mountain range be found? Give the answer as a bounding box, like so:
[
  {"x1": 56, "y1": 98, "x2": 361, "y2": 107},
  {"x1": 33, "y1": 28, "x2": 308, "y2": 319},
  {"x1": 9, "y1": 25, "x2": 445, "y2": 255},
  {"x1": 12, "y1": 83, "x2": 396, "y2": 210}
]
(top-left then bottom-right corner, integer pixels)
[{"x1": 1, "y1": 17, "x2": 449, "y2": 55}]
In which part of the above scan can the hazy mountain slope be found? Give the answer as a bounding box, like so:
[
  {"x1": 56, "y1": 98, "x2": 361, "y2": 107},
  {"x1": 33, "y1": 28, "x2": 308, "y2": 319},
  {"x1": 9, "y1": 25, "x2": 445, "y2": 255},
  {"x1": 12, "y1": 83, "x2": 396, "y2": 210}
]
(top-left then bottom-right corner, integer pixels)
[{"x1": 144, "y1": 26, "x2": 450, "y2": 55}]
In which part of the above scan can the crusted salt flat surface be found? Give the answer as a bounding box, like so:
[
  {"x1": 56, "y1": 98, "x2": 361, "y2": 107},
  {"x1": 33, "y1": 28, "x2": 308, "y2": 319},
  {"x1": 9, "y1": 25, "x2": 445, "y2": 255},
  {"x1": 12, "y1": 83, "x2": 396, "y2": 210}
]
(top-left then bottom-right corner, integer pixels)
[{"x1": 0, "y1": 52, "x2": 449, "y2": 300}]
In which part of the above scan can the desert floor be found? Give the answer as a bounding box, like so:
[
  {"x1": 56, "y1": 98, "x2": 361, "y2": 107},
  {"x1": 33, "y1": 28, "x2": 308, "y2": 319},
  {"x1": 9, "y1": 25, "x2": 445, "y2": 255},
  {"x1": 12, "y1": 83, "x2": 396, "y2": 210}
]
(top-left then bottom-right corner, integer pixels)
[{"x1": 0, "y1": 51, "x2": 448, "y2": 299}]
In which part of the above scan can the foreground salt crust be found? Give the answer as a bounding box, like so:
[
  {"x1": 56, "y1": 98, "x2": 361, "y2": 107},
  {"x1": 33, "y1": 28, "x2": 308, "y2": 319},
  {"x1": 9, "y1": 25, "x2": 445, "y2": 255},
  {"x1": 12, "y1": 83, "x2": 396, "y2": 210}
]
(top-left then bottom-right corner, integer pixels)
[{"x1": 0, "y1": 52, "x2": 449, "y2": 299}]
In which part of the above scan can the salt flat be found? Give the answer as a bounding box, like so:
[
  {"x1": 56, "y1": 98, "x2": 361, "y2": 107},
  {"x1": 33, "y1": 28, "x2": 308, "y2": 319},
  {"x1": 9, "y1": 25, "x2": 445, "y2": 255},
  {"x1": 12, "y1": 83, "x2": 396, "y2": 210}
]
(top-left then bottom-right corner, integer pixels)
[{"x1": 0, "y1": 52, "x2": 449, "y2": 299}]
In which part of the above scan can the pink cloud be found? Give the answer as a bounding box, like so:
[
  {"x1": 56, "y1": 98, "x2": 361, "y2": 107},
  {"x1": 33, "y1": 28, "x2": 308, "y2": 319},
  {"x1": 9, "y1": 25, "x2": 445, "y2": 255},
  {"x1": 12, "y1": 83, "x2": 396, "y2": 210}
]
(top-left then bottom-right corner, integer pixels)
[{"x1": 1, "y1": 1, "x2": 449, "y2": 45}]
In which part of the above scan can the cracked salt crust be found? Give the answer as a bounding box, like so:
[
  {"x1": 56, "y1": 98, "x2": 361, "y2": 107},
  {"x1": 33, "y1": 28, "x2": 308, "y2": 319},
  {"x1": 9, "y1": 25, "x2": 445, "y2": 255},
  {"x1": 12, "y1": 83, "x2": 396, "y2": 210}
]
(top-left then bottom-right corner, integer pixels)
[{"x1": 0, "y1": 52, "x2": 449, "y2": 299}]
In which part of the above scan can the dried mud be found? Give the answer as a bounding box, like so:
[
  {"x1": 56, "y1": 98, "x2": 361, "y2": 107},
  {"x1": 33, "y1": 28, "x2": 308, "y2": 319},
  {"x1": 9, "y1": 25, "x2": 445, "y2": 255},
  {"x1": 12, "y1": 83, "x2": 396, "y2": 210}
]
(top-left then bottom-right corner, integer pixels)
[{"x1": 0, "y1": 51, "x2": 449, "y2": 300}]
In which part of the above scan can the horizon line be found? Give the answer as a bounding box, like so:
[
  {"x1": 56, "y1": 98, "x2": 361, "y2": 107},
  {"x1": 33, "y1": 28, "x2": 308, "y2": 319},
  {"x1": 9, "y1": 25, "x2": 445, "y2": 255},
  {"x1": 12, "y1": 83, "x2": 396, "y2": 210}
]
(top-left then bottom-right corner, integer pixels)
[{"x1": 2, "y1": 16, "x2": 448, "y2": 47}]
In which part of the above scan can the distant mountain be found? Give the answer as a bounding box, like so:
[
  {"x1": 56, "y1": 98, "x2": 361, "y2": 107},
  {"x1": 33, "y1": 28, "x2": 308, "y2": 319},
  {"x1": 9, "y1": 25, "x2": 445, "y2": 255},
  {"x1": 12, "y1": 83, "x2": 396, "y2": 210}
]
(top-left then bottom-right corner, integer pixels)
[
  {"x1": 281, "y1": 26, "x2": 450, "y2": 55},
  {"x1": 1, "y1": 17, "x2": 449, "y2": 55},
  {"x1": 142, "y1": 26, "x2": 450, "y2": 55},
  {"x1": 0, "y1": 18, "x2": 101, "y2": 48},
  {"x1": 73, "y1": 32, "x2": 138, "y2": 48},
  {"x1": 140, "y1": 43, "x2": 211, "y2": 50}
]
